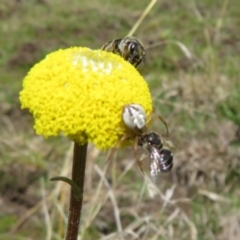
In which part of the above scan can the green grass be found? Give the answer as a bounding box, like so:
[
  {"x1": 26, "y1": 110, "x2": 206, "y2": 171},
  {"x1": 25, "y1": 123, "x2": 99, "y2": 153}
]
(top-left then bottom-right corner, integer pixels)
[{"x1": 1, "y1": 0, "x2": 240, "y2": 239}]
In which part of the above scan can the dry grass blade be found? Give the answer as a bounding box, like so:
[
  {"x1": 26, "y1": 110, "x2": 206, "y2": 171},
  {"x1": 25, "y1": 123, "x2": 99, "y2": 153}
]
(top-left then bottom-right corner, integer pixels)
[
  {"x1": 55, "y1": 201, "x2": 68, "y2": 224},
  {"x1": 147, "y1": 40, "x2": 194, "y2": 60},
  {"x1": 214, "y1": 0, "x2": 229, "y2": 44},
  {"x1": 80, "y1": 164, "x2": 109, "y2": 236},
  {"x1": 99, "y1": 232, "x2": 122, "y2": 240},
  {"x1": 190, "y1": 0, "x2": 204, "y2": 21},
  {"x1": 123, "y1": 216, "x2": 152, "y2": 240},
  {"x1": 182, "y1": 211, "x2": 198, "y2": 240},
  {"x1": 85, "y1": 145, "x2": 100, "y2": 190},
  {"x1": 94, "y1": 164, "x2": 123, "y2": 240},
  {"x1": 117, "y1": 157, "x2": 136, "y2": 182},
  {"x1": 164, "y1": 208, "x2": 180, "y2": 226},
  {"x1": 169, "y1": 40, "x2": 193, "y2": 60},
  {"x1": 127, "y1": 0, "x2": 157, "y2": 36},
  {"x1": 141, "y1": 219, "x2": 151, "y2": 240},
  {"x1": 144, "y1": 175, "x2": 159, "y2": 198},
  {"x1": 136, "y1": 218, "x2": 151, "y2": 240},
  {"x1": 142, "y1": 175, "x2": 190, "y2": 208},
  {"x1": 150, "y1": 223, "x2": 167, "y2": 240},
  {"x1": 40, "y1": 177, "x2": 52, "y2": 240},
  {"x1": 198, "y1": 189, "x2": 230, "y2": 203}
]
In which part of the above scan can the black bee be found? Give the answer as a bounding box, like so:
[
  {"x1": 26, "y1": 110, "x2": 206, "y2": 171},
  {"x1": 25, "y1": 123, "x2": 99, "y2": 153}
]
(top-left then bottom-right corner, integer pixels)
[{"x1": 138, "y1": 132, "x2": 173, "y2": 181}]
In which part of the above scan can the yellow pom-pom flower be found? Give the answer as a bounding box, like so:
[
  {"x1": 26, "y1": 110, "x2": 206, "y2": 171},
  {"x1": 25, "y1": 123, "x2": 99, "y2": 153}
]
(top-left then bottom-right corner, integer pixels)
[{"x1": 20, "y1": 47, "x2": 153, "y2": 150}]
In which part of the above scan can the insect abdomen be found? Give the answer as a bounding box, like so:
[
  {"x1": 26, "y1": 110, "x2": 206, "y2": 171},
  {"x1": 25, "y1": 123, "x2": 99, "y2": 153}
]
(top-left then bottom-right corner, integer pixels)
[{"x1": 159, "y1": 149, "x2": 173, "y2": 172}]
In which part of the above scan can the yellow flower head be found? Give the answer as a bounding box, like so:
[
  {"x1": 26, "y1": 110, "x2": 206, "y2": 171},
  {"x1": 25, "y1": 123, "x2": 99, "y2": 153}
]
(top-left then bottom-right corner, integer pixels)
[{"x1": 20, "y1": 47, "x2": 153, "y2": 150}]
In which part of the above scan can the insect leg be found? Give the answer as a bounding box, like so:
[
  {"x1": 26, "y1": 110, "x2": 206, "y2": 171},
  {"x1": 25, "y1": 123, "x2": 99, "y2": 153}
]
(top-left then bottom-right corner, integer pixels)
[
  {"x1": 134, "y1": 136, "x2": 145, "y2": 175},
  {"x1": 106, "y1": 134, "x2": 130, "y2": 165},
  {"x1": 148, "y1": 112, "x2": 169, "y2": 137}
]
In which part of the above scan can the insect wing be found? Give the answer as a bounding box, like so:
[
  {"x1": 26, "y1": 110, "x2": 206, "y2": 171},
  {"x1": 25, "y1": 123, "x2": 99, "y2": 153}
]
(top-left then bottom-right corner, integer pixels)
[
  {"x1": 148, "y1": 146, "x2": 173, "y2": 182},
  {"x1": 149, "y1": 146, "x2": 162, "y2": 182}
]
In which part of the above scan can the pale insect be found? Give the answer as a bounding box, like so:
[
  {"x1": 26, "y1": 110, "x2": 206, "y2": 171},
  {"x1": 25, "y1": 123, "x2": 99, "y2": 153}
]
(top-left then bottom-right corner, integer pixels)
[
  {"x1": 138, "y1": 132, "x2": 173, "y2": 182},
  {"x1": 106, "y1": 104, "x2": 170, "y2": 174},
  {"x1": 101, "y1": 36, "x2": 146, "y2": 69}
]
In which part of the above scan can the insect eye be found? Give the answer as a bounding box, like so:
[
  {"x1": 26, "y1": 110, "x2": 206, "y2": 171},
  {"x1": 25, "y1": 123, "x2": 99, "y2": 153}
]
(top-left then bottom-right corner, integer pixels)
[
  {"x1": 122, "y1": 104, "x2": 146, "y2": 130},
  {"x1": 127, "y1": 43, "x2": 136, "y2": 53}
]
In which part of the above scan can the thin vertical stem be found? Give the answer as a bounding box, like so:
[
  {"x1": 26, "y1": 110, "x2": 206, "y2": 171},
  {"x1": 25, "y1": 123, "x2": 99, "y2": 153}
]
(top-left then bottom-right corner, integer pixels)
[{"x1": 65, "y1": 142, "x2": 88, "y2": 240}]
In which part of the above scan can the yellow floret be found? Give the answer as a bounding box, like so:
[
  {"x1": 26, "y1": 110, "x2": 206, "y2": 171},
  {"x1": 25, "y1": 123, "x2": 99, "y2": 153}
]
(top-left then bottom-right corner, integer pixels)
[{"x1": 20, "y1": 47, "x2": 153, "y2": 150}]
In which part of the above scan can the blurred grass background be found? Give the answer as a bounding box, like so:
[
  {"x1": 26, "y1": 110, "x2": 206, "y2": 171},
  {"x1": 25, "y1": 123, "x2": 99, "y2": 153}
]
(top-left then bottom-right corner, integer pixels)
[{"x1": 0, "y1": 0, "x2": 240, "y2": 239}]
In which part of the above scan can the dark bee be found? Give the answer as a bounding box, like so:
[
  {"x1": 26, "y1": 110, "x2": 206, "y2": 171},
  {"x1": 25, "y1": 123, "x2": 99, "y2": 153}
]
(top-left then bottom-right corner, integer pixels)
[
  {"x1": 101, "y1": 36, "x2": 146, "y2": 69},
  {"x1": 138, "y1": 132, "x2": 173, "y2": 181}
]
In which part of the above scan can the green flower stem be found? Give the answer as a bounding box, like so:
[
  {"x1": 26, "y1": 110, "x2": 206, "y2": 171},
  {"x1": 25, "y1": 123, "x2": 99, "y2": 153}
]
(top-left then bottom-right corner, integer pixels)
[{"x1": 66, "y1": 142, "x2": 88, "y2": 240}]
